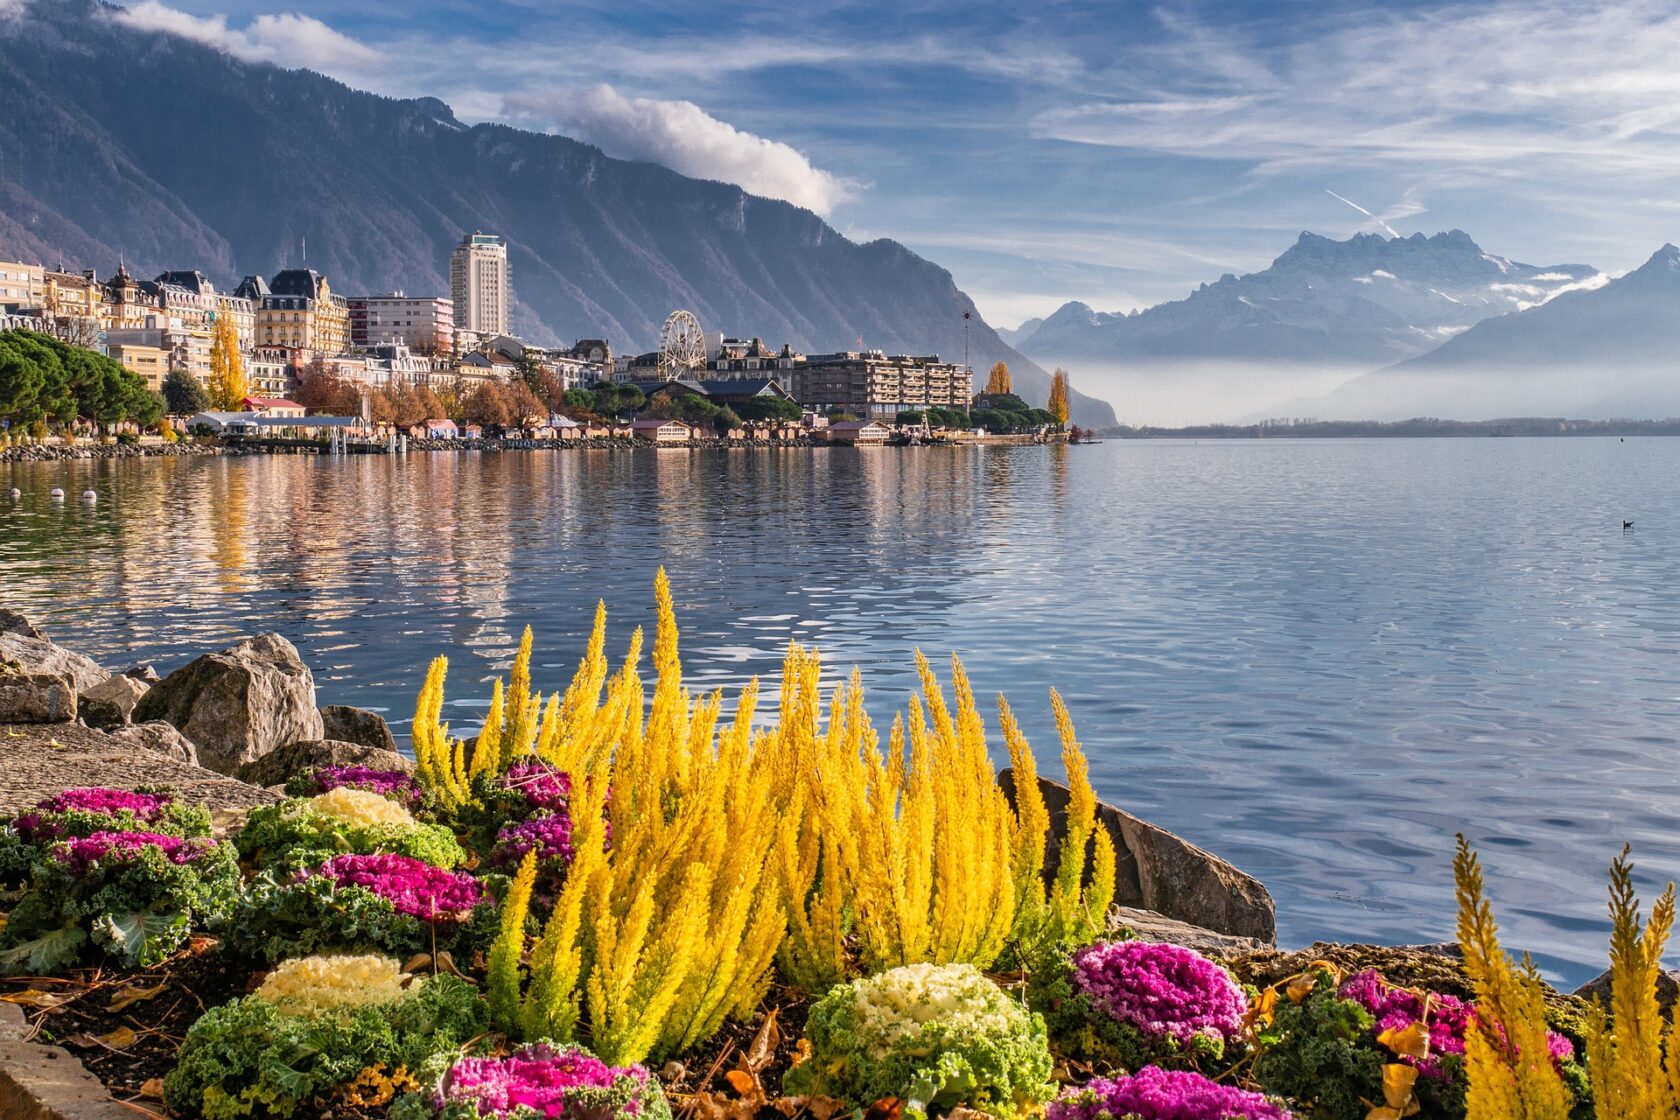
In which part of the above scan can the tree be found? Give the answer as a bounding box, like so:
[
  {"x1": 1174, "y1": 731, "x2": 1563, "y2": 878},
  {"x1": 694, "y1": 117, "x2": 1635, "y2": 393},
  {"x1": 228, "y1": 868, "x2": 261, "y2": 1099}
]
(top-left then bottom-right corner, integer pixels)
[
  {"x1": 1047, "y1": 368, "x2": 1070, "y2": 426},
  {"x1": 0, "y1": 330, "x2": 158, "y2": 431},
  {"x1": 507, "y1": 380, "x2": 546, "y2": 427},
  {"x1": 736, "y1": 396, "x2": 802, "y2": 424},
  {"x1": 163, "y1": 369, "x2": 210, "y2": 416},
  {"x1": 293, "y1": 361, "x2": 361, "y2": 415},
  {"x1": 206, "y1": 316, "x2": 248, "y2": 409},
  {"x1": 984, "y1": 361, "x2": 1012, "y2": 396},
  {"x1": 462, "y1": 380, "x2": 518, "y2": 430}
]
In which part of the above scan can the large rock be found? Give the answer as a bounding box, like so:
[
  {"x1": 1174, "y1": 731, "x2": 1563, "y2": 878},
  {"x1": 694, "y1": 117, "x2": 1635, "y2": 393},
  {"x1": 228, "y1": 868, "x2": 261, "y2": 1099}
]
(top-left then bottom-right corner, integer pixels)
[
  {"x1": 1108, "y1": 906, "x2": 1269, "y2": 957},
  {"x1": 1575, "y1": 967, "x2": 1680, "y2": 1016},
  {"x1": 0, "y1": 608, "x2": 44, "y2": 639},
  {"x1": 132, "y1": 633, "x2": 322, "y2": 776},
  {"x1": 319, "y1": 704, "x2": 398, "y2": 753},
  {"x1": 999, "y1": 769, "x2": 1276, "y2": 943},
  {"x1": 78, "y1": 674, "x2": 149, "y2": 729},
  {"x1": 108, "y1": 720, "x2": 199, "y2": 766},
  {"x1": 236, "y1": 739, "x2": 412, "y2": 788},
  {"x1": 0, "y1": 632, "x2": 108, "y2": 692},
  {"x1": 0, "y1": 671, "x2": 76, "y2": 723}
]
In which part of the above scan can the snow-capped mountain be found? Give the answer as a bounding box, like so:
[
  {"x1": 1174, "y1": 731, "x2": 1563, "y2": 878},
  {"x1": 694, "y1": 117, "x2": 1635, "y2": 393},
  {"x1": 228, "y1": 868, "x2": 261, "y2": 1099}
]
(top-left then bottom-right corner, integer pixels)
[
  {"x1": 1014, "y1": 231, "x2": 1601, "y2": 371},
  {"x1": 1289, "y1": 244, "x2": 1680, "y2": 420}
]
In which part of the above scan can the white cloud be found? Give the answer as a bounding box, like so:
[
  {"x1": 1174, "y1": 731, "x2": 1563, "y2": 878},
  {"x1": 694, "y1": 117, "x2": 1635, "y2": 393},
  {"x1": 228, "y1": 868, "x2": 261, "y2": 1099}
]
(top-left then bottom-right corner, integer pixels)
[
  {"x1": 110, "y1": 1, "x2": 381, "y2": 71},
  {"x1": 1031, "y1": 1, "x2": 1680, "y2": 183},
  {"x1": 505, "y1": 84, "x2": 857, "y2": 216},
  {"x1": 0, "y1": 0, "x2": 29, "y2": 22}
]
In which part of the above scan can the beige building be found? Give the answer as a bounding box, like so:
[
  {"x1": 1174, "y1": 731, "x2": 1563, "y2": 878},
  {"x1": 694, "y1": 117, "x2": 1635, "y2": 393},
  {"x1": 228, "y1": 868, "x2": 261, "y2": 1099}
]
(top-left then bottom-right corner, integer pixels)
[
  {"x1": 108, "y1": 342, "x2": 169, "y2": 391},
  {"x1": 348, "y1": 293, "x2": 454, "y2": 353},
  {"x1": 450, "y1": 232, "x2": 509, "y2": 336},
  {"x1": 0, "y1": 261, "x2": 44, "y2": 308},
  {"x1": 784, "y1": 351, "x2": 969, "y2": 419},
  {"x1": 253, "y1": 269, "x2": 350, "y2": 355}
]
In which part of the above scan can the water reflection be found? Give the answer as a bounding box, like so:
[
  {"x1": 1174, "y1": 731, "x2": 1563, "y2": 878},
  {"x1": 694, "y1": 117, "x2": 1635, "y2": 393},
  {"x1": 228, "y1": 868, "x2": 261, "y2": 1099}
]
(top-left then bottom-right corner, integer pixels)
[{"x1": 6, "y1": 439, "x2": 1680, "y2": 982}]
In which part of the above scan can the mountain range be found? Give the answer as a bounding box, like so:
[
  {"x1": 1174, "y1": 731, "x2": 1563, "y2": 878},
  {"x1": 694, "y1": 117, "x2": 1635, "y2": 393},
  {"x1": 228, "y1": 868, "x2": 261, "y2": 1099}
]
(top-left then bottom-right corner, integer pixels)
[{"x1": 0, "y1": 0, "x2": 1115, "y2": 427}]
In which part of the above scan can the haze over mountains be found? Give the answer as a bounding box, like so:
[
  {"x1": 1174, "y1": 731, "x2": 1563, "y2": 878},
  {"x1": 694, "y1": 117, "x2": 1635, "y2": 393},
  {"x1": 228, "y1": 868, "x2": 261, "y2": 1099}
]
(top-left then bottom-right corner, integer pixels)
[
  {"x1": 1010, "y1": 230, "x2": 1626, "y2": 425},
  {"x1": 0, "y1": 0, "x2": 1115, "y2": 427}
]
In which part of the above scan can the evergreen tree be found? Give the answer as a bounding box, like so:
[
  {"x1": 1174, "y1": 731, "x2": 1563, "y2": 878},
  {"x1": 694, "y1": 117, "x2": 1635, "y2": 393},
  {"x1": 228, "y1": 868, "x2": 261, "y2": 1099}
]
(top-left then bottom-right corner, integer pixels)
[
  {"x1": 163, "y1": 369, "x2": 211, "y2": 416},
  {"x1": 984, "y1": 361, "x2": 1012, "y2": 395},
  {"x1": 1047, "y1": 368, "x2": 1070, "y2": 426},
  {"x1": 206, "y1": 316, "x2": 248, "y2": 409}
]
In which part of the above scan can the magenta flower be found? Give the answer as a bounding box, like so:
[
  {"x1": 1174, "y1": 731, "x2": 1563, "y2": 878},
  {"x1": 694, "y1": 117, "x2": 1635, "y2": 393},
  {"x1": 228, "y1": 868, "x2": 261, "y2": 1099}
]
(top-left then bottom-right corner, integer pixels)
[
  {"x1": 313, "y1": 853, "x2": 482, "y2": 921},
  {"x1": 432, "y1": 1042, "x2": 652, "y2": 1118},
  {"x1": 492, "y1": 814, "x2": 576, "y2": 870},
  {"x1": 301, "y1": 766, "x2": 424, "y2": 810},
  {"x1": 500, "y1": 760, "x2": 572, "y2": 812},
  {"x1": 55, "y1": 830, "x2": 208, "y2": 874},
  {"x1": 1049, "y1": 1068, "x2": 1291, "y2": 1120},
  {"x1": 1073, "y1": 941, "x2": 1249, "y2": 1045},
  {"x1": 14, "y1": 788, "x2": 172, "y2": 842}
]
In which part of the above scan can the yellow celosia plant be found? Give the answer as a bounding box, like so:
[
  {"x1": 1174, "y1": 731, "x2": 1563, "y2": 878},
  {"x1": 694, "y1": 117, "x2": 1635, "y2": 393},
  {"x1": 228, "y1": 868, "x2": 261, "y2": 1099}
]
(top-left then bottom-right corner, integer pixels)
[
  {"x1": 1453, "y1": 836, "x2": 1572, "y2": 1120},
  {"x1": 420, "y1": 569, "x2": 1118, "y2": 1066},
  {"x1": 308, "y1": 787, "x2": 418, "y2": 830},
  {"x1": 254, "y1": 954, "x2": 418, "y2": 1017}
]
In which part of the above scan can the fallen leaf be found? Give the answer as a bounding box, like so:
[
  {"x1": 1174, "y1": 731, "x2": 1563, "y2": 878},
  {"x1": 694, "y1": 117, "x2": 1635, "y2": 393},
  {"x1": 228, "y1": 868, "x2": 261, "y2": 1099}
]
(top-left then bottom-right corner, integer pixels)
[
  {"x1": 1362, "y1": 1064, "x2": 1421, "y2": 1120},
  {"x1": 744, "y1": 1007, "x2": 781, "y2": 1072},
  {"x1": 0, "y1": 989, "x2": 74, "y2": 1008},
  {"x1": 864, "y1": 1098, "x2": 903, "y2": 1120},
  {"x1": 787, "y1": 1038, "x2": 812, "y2": 1069},
  {"x1": 138, "y1": 1078, "x2": 165, "y2": 1100},
  {"x1": 403, "y1": 953, "x2": 432, "y2": 973},
  {"x1": 1378, "y1": 1021, "x2": 1430, "y2": 1061},
  {"x1": 97, "y1": 1026, "x2": 138, "y2": 1049},
  {"x1": 724, "y1": 1070, "x2": 757, "y2": 1097},
  {"x1": 106, "y1": 983, "x2": 166, "y2": 1012},
  {"x1": 1286, "y1": 974, "x2": 1317, "y2": 1004}
]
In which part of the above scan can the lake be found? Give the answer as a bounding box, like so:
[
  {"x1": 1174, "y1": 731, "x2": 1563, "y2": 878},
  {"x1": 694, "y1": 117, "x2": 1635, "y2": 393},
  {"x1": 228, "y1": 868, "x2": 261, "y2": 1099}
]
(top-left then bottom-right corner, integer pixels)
[{"x1": 3, "y1": 439, "x2": 1676, "y2": 983}]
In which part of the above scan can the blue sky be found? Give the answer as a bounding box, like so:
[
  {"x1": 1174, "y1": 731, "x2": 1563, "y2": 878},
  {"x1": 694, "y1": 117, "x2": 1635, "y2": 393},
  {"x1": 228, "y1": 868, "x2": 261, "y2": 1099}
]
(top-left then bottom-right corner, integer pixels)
[{"x1": 108, "y1": 0, "x2": 1680, "y2": 328}]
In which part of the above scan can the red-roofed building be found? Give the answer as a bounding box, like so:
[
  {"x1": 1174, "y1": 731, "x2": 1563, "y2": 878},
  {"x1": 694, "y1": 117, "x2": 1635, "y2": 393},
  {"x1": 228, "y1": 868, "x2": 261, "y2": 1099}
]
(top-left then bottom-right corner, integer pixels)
[{"x1": 242, "y1": 396, "x2": 307, "y2": 419}]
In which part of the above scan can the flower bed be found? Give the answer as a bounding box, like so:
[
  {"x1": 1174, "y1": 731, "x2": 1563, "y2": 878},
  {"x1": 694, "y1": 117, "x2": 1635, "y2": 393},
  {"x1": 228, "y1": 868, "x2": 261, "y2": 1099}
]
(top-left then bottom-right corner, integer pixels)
[
  {"x1": 286, "y1": 765, "x2": 427, "y2": 812},
  {"x1": 236, "y1": 789, "x2": 464, "y2": 872},
  {"x1": 396, "y1": 1042, "x2": 671, "y2": 1120}
]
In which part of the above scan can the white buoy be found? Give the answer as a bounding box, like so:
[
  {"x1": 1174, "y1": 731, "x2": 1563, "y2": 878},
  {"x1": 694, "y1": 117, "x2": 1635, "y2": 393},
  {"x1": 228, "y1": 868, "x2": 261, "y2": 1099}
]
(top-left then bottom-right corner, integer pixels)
[
  {"x1": 49, "y1": 487, "x2": 64, "y2": 499},
  {"x1": 7, "y1": 488, "x2": 18, "y2": 500},
  {"x1": 82, "y1": 490, "x2": 97, "y2": 502}
]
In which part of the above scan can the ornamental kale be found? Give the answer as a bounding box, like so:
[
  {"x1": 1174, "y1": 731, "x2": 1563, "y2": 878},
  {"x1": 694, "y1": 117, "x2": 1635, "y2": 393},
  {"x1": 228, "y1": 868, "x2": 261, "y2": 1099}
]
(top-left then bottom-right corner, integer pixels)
[
  {"x1": 454, "y1": 760, "x2": 576, "y2": 860},
  {"x1": 491, "y1": 815, "x2": 574, "y2": 872},
  {"x1": 219, "y1": 855, "x2": 492, "y2": 962},
  {"x1": 164, "y1": 971, "x2": 485, "y2": 1120},
  {"x1": 286, "y1": 765, "x2": 427, "y2": 812},
  {"x1": 785, "y1": 962, "x2": 1056, "y2": 1120},
  {"x1": 1049, "y1": 1067, "x2": 1291, "y2": 1120},
  {"x1": 0, "y1": 786, "x2": 210, "y2": 886},
  {"x1": 0, "y1": 829, "x2": 239, "y2": 972},
  {"x1": 394, "y1": 1042, "x2": 673, "y2": 1120},
  {"x1": 236, "y1": 792, "x2": 465, "y2": 873},
  {"x1": 1029, "y1": 940, "x2": 1245, "y2": 1071}
]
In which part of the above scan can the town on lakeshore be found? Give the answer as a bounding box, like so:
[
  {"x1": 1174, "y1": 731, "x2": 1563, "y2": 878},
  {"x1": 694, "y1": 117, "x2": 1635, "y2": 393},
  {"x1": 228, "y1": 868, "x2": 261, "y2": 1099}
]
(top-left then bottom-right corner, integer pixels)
[{"x1": 0, "y1": 232, "x2": 1076, "y2": 452}]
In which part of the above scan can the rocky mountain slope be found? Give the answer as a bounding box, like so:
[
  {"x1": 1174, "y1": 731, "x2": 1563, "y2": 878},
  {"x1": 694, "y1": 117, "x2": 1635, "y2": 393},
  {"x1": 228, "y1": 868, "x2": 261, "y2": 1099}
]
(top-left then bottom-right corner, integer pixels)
[{"x1": 0, "y1": 0, "x2": 1114, "y2": 426}]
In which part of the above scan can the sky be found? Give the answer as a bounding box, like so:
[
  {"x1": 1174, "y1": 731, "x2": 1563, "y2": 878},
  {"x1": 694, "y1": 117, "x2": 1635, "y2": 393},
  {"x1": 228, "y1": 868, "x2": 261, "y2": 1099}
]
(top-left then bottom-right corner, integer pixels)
[{"x1": 99, "y1": 0, "x2": 1680, "y2": 329}]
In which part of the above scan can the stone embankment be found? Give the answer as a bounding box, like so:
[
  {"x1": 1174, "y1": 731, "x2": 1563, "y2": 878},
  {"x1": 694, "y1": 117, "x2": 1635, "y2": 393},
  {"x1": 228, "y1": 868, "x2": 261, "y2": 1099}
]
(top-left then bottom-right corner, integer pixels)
[{"x1": 0, "y1": 441, "x2": 228, "y2": 464}]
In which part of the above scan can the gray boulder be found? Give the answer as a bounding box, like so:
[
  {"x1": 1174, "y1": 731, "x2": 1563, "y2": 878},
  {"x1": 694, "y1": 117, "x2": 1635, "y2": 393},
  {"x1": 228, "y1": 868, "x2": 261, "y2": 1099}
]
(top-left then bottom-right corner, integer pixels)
[
  {"x1": 0, "y1": 670, "x2": 76, "y2": 723},
  {"x1": 999, "y1": 768, "x2": 1276, "y2": 943},
  {"x1": 1575, "y1": 967, "x2": 1680, "y2": 1016},
  {"x1": 133, "y1": 633, "x2": 323, "y2": 776},
  {"x1": 0, "y1": 608, "x2": 44, "y2": 639},
  {"x1": 79, "y1": 673, "x2": 149, "y2": 729},
  {"x1": 108, "y1": 720, "x2": 199, "y2": 766},
  {"x1": 1108, "y1": 906, "x2": 1270, "y2": 957},
  {"x1": 0, "y1": 631, "x2": 109, "y2": 692},
  {"x1": 236, "y1": 739, "x2": 412, "y2": 789},
  {"x1": 319, "y1": 704, "x2": 398, "y2": 753},
  {"x1": 122, "y1": 663, "x2": 161, "y2": 683}
]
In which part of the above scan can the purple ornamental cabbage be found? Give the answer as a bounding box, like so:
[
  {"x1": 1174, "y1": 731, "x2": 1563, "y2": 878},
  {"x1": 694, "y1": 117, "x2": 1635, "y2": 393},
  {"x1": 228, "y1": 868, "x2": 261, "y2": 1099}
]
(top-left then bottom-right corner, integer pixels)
[
  {"x1": 55, "y1": 830, "x2": 209, "y2": 874},
  {"x1": 14, "y1": 788, "x2": 172, "y2": 842},
  {"x1": 1339, "y1": 969, "x2": 1573, "y2": 1076},
  {"x1": 313, "y1": 852, "x2": 483, "y2": 920},
  {"x1": 429, "y1": 1042, "x2": 659, "y2": 1119},
  {"x1": 491, "y1": 814, "x2": 576, "y2": 870},
  {"x1": 499, "y1": 760, "x2": 573, "y2": 812},
  {"x1": 301, "y1": 765, "x2": 425, "y2": 811},
  {"x1": 1048, "y1": 1067, "x2": 1291, "y2": 1120},
  {"x1": 1073, "y1": 941, "x2": 1249, "y2": 1045}
]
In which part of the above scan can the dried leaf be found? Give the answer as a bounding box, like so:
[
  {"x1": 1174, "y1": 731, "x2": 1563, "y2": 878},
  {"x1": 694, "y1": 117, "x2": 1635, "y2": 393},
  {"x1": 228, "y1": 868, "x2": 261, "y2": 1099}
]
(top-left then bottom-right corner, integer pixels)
[
  {"x1": 806, "y1": 1097, "x2": 845, "y2": 1120},
  {"x1": 788, "y1": 1038, "x2": 812, "y2": 1069},
  {"x1": 745, "y1": 1007, "x2": 781, "y2": 1072},
  {"x1": 139, "y1": 1078, "x2": 165, "y2": 1100},
  {"x1": 1286, "y1": 974, "x2": 1318, "y2": 1004},
  {"x1": 97, "y1": 1026, "x2": 138, "y2": 1049},
  {"x1": 864, "y1": 1098, "x2": 903, "y2": 1120},
  {"x1": 403, "y1": 953, "x2": 433, "y2": 973},
  {"x1": 724, "y1": 1070, "x2": 757, "y2": 1097},
  {"x1": 106, "y1": 983, "x2": 166, "y2": 1012},
  {"x1": 0, "y1": 988, "x2": 74, "y2": 1008},
  {"x1": 1378, "y1": 1021, "x2": 1430, "y2": 1060}
]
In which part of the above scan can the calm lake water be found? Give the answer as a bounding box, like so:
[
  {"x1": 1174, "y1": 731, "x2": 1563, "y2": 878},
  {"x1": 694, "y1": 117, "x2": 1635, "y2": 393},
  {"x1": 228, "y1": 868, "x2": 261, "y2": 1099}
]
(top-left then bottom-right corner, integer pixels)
[{"x1": 3, "y1": 439, "x2": 1677, "y2": 983}]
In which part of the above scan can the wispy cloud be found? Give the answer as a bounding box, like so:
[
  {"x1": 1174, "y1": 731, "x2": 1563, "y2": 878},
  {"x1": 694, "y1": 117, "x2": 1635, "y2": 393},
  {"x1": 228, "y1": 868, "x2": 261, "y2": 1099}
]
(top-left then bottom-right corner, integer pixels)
[
  {"x1": 504, "y1": 84, "x2": 858, "y2": 216},
  {"x1": 109, "y1": 1, "x2": 382, "y2": 71}
]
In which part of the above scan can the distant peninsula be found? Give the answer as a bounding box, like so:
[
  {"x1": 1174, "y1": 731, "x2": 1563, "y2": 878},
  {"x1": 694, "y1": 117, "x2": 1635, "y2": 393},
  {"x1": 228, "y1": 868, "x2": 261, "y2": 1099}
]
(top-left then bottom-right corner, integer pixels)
[{"x1": 1108, "y1": 416, "x2": 1680, "y2": 439}]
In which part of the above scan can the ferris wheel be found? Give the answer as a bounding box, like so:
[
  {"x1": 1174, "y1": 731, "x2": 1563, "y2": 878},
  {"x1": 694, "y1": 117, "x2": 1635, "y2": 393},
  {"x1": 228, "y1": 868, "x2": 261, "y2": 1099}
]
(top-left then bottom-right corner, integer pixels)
[{"x1": 657, "y1": 310, "x2": 707, "y2": 380}]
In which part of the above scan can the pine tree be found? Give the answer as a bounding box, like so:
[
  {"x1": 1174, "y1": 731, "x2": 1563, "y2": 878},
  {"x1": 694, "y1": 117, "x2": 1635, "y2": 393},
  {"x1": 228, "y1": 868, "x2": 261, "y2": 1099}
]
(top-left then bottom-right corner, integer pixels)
[
  {"x1": 1047, "y1": 368, "x2": 1070, "y2": 426},
  {"x1": 983, "y1": 361, "x2": 1012, "y2": 395},
  {"x1": 206, "y1": 316, "x2": 248, "y2": 409}
]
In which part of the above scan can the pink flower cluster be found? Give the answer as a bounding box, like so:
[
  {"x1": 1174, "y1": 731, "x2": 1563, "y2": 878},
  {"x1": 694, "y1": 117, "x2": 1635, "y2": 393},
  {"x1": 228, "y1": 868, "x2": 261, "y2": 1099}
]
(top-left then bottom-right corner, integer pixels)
[
  {"x1": 492, "y1": 814, "x2": 576, "y2": 870},
  {"x1": 314, "y1": 853, "x2": 483, "y2": 921},
  {"x1": 500, "y1": 760, "x2": 572, "y2": 812},
  {"x1": 1049, "y1": 1067, "x2": 1291, "y2": 1120},
  {"x1": 304, "y1": 766, "x2": 424, "y2": 811},
  {"x1": 433, "y1": 1042, "x2": 649, "y2": 1118},
  {"x1": 54, "y1": 830, "x2": 207, "y2": 874},
  {"x1": 1339, "y1": 970, "x2": 1574, "y2": 1077},
  {"x1": 14, "y1": 788, "x2": 172, "y2": 842},
  {"x1": 1073, "y1": 941, "x2": 1249, "y2": 1044}
]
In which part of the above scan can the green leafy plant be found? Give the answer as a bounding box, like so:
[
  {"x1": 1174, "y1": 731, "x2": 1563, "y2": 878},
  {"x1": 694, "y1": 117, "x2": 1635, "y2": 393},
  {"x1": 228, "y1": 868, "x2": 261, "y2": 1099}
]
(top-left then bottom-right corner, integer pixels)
[
  {"x1": 785, "y1": 962, "x2": 1055, "y2": 1120},
  {"x1": 236, "y1": 791, "x2": 464, "y2": 873},
  {"x1": 164, "y1": 969, "x2": 486, "y2": 1119}
]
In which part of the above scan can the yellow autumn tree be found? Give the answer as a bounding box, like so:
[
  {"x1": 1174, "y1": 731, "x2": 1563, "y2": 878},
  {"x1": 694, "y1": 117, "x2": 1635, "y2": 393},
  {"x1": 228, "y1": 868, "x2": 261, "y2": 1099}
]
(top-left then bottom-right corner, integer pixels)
[
  {"x1": 984, "y1": 361, "x2": 1012, "y2": 396},
  {"x1": 1048, "y1": 368, "x2": 1071, "y2": 426},
  {"x1": 206, "y1": 315, "x2": 248, "y2": 409}
]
